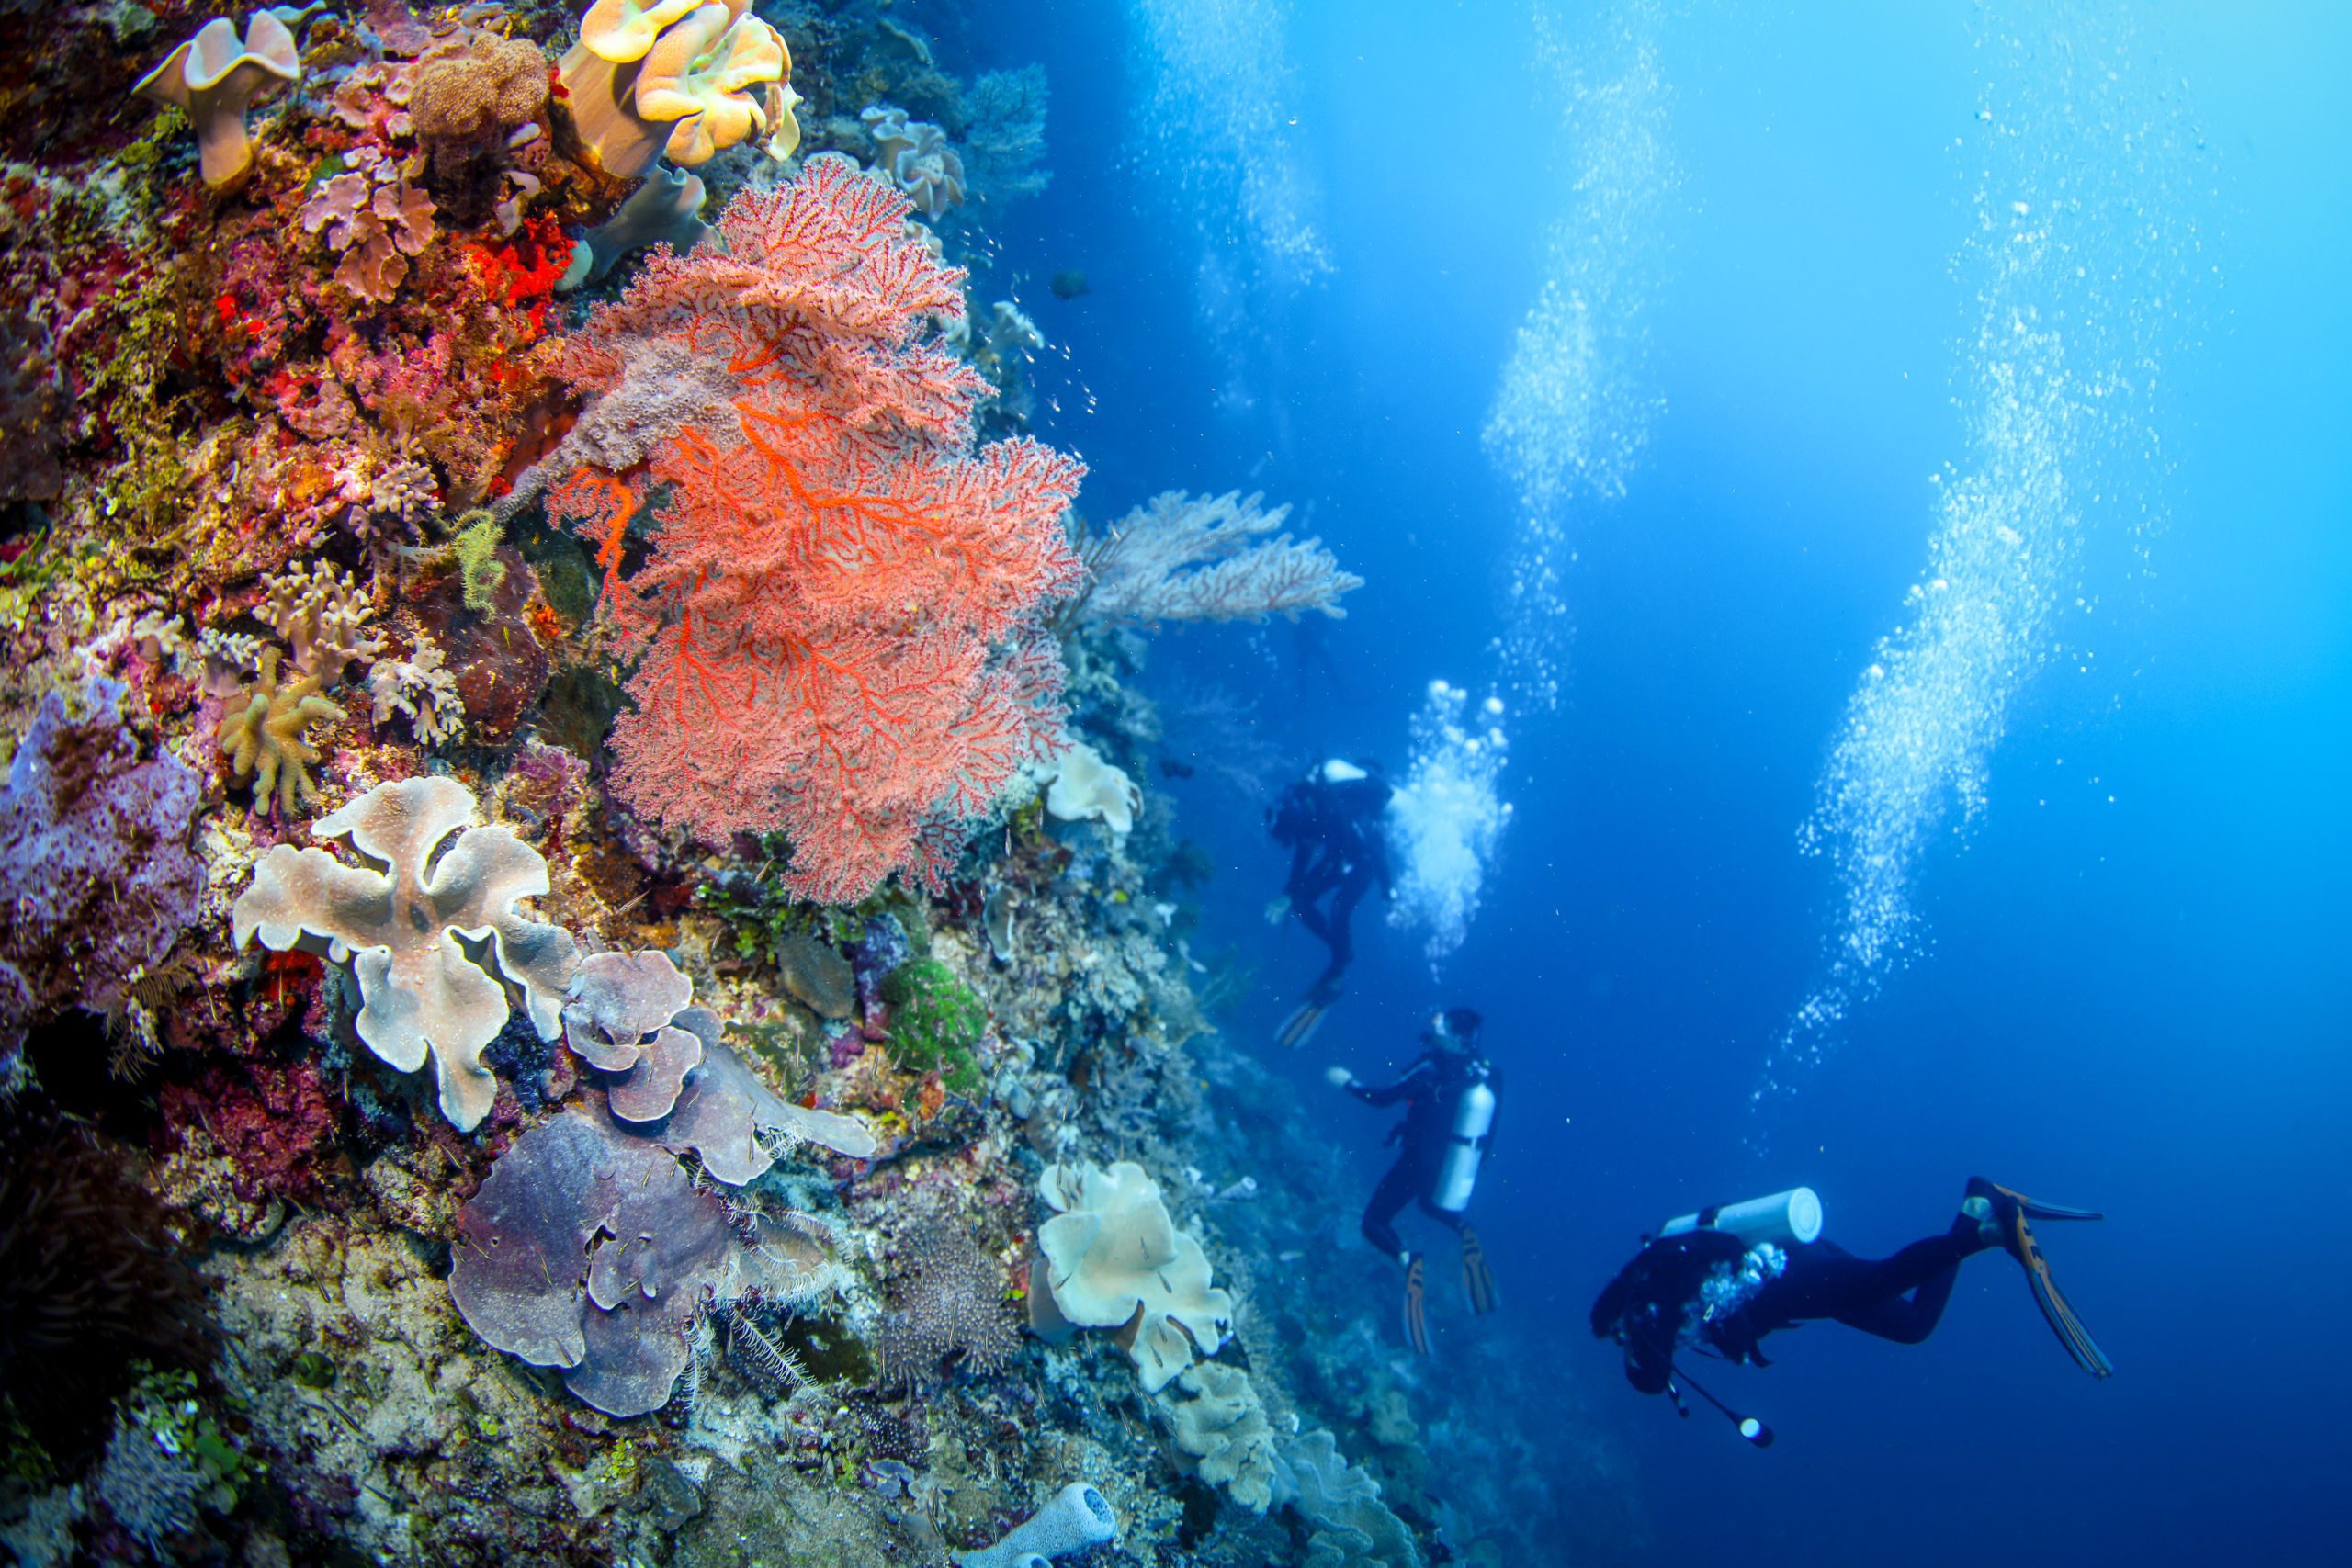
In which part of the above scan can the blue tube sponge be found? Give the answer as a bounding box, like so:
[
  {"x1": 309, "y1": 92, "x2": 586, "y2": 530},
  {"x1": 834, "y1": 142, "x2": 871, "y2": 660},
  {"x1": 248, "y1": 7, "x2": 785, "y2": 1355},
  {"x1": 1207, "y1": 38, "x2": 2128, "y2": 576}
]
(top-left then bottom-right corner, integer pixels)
[{"x1": 956, "y1": 1482, "x2": 1116, "y2": 1568}]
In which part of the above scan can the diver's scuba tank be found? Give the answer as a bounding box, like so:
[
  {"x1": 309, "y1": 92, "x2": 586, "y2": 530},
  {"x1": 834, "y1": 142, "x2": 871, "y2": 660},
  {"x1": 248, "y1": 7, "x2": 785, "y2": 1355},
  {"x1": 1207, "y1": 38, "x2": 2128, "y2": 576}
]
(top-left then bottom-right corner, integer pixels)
[
  {"x1": 1659, "y1": 1187, "x2": 1823, "y2": 1248},
  {"x1": 1430, "y1": 1065, "x2": 1497, "y2": 1213}
]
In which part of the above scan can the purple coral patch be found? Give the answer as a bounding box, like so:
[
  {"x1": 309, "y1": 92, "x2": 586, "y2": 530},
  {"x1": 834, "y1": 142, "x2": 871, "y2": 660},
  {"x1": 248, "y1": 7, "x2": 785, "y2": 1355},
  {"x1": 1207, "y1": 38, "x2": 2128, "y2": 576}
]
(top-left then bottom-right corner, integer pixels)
[{"x1": 0, "y1": 678, "x2": 201, "y2": 1059}]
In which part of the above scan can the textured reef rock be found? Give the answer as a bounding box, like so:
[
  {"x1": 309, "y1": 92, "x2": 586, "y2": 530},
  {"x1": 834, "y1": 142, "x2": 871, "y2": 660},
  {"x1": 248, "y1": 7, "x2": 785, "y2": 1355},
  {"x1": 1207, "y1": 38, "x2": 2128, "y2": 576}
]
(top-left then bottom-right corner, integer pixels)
[{"x1": 0, "y1": 679, "x2": 201, "y2": 1067}]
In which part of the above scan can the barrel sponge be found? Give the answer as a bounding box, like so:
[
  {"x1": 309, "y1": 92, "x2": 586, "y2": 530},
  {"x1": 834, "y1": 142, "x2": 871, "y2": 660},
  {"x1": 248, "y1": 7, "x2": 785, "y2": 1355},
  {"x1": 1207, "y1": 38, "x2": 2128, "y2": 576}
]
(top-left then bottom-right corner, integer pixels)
[
  {"x1": 956, "y1": 1482, "x2": 1115, "y2": 1568},
  {"x1": 1036, "y1": 1160, "x2": 1233, "y2": 1393}
]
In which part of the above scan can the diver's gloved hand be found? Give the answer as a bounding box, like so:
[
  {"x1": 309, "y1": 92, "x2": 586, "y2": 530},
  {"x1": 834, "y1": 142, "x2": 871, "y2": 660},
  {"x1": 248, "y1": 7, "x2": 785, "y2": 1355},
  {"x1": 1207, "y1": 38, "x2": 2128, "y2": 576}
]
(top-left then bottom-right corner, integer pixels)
[
  {"x1": 1323, "y1": 1066, "x2": 1357, "y2": 1089},
  {"x1": 1262, "y1": 896, "x2": 1291, "y2": 924}
]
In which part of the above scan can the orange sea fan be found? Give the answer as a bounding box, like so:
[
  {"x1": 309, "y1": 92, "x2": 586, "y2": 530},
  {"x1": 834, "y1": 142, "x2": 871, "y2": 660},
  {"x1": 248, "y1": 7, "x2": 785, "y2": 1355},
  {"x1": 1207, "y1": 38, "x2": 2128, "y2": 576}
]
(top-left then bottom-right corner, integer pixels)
[{"x1": 548, "y1": 155, "x2": 1082, "y2": 901}]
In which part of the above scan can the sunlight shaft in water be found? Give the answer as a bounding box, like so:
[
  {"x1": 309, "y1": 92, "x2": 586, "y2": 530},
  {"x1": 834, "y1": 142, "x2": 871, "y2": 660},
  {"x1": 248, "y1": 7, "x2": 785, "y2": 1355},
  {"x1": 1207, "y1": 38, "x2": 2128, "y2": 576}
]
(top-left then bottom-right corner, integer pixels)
[
  {"x1": 1759, "y1": 3, "x2": 2211, "y2": 1107},
  {"x1": 1483, "y1": 0, "x2": 1676, "y2": 711}
]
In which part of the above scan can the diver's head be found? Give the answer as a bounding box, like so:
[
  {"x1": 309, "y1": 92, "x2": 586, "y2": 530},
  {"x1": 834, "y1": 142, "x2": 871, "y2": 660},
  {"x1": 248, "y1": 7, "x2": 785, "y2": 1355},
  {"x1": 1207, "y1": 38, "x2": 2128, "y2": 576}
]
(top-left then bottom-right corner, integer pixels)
[{"x1": 1422, "y1": 1007, "x2": 1483, "y2": 1055}]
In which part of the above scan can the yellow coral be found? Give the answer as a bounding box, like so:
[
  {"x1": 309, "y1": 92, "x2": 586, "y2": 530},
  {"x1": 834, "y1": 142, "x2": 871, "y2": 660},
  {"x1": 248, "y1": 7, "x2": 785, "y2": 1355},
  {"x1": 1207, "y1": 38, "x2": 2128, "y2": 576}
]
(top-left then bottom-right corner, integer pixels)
[
  {"x1": 218, "y1": 648, "x2": 344, "y2": 816},
  {"x1": 579, "y1": 0, "x2": 709, "y2": 64},
  {"x1": 632, "y1": 5, "x2": 790, "y2": 167}
]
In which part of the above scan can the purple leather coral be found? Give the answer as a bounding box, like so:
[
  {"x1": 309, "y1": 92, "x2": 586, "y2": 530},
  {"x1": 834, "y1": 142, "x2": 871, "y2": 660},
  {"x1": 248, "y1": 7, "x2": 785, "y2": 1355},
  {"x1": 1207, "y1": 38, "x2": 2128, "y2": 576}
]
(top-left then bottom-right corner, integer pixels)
[
  {"x1": 448, "y1": 1107, "x2": 842, "y2": 1416},
  {"x1": 0, "y1": 679, "x2": 202, "y2": 1066},
  {"x1": 448, "y1": 1108, "x2": 732, "y2": 1416},
  {"x1": 232, "y1": 776, "x2": 579, "y2": 1131},
  {"x1": 560, "y1": 949, "x2": 708, "y2": 1122}
]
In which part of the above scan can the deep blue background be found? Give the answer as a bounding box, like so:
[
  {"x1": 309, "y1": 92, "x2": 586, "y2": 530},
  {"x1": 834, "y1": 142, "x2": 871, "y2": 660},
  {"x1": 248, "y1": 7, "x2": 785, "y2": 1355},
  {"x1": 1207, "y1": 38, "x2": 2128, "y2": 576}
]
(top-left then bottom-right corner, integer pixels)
[{"x1": 933, "y1": 2, "x2": 2351, "y2": 1561}]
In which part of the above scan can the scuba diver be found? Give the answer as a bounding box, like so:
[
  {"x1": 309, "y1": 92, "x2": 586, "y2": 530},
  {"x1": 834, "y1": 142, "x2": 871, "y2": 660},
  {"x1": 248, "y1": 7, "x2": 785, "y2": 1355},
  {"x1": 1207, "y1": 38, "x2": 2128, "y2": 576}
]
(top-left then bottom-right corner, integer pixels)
[
  {"x1": 1589, "y1": 1180, "x2": 2111, "y2": 1446},
  {"x1": 1327, "y1": 1007, "x2": 1501, "y2": 1355},
  {"x1": 1265, "y1": 758, "x2": 1394, "y2": 1049}
]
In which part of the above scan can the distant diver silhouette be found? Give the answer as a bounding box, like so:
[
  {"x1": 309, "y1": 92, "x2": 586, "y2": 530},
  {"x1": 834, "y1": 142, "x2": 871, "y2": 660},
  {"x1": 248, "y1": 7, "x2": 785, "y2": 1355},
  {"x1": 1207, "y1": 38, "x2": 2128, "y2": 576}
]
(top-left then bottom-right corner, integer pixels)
[
  {"x1": 1266, "y1": 758, "x2": 1393, "y2": 1048},
  {"x1": 1329, "y1": 1008, "x2": 1500, "y2": 1355},
  {"x1": 1591, "y1": 1179, "x2": 2110, "y2": 1447}
]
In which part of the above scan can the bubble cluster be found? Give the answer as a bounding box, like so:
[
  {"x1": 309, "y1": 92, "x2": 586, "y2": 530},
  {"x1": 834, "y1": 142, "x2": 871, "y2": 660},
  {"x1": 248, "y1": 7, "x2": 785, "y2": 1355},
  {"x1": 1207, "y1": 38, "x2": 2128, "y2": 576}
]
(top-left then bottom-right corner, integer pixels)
[
  {"x1": 1758, "y1": 4, "x2": 2211, "y2": 1107},
  {"x1": 1483, "y1": 0, "x2": 1676, "y2": 710},
  {"x1": 1385, "y1": 681, "x2": 1513, "y2": 969},
  {"x1": 1125, "y1": 0, "x2": 1331, "y2": 406}
]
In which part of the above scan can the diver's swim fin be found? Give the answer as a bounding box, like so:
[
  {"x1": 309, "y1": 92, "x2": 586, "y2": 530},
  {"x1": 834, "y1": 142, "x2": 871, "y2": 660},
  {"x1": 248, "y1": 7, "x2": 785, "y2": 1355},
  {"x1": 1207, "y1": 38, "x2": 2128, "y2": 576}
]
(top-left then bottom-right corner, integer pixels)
[
  {"x1": 1274, "y1": 998, "x2": 1331, "y2": 1050},
  {"x1": 1966, "y1": 1177, "x2": 2114, "y2": 1380},
  {"x1": 1402, "y1": 1253, "x2": 1431, "y2": 1357},
  {"x1": 1461, "y1": 1227, "x2": 1499, "y2": 1315}
]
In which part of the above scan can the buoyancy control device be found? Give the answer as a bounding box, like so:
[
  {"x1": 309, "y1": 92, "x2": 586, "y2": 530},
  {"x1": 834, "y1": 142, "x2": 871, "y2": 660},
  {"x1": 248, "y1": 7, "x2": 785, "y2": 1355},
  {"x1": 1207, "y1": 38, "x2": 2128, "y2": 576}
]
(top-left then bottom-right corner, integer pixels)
[
  {"x1": 1659, "y1": 1187, "x2": 1823, "y2": 1249},
  {"x1": 1430, "y1": 1065, "x2": 1497, "y2": 1213}
]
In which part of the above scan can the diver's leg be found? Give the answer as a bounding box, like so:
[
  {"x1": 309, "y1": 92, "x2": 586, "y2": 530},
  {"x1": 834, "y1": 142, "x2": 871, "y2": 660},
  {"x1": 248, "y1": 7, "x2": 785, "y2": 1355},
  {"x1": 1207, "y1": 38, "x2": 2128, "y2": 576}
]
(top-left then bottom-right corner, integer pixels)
[
  {"x1": 1361, "y1": 1156, "x2": 1421, "y2": 1265},
  {"x1": 1823, "y1": 1231, "x2": 1980, "y2": 1344},
  {"x1": 1313, "y1": 872, "x2": 1366, "y2": 993}
]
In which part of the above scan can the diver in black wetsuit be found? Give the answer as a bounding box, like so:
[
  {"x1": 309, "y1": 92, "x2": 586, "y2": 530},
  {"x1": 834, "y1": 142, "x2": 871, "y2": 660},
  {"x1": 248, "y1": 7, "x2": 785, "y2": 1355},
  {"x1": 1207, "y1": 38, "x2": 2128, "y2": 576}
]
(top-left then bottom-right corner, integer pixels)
[
  {"x1": 1590, "y1": 1179, "x2": 2111, "y2": 1443},
  {"x1": 1265, "y1": 759, "x2": 1394, "y2": 1048},
  {"x1": 1329, "y1": 1008, "x2": 1501, "y2": 1355}
]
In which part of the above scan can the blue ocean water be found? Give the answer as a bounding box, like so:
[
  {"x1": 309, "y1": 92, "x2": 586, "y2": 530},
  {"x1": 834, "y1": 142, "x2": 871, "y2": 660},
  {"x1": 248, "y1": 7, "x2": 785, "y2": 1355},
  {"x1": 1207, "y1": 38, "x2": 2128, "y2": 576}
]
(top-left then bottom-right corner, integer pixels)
[{"x1": 949, "y1": 0, "x2": 2349, "y2": 1561}]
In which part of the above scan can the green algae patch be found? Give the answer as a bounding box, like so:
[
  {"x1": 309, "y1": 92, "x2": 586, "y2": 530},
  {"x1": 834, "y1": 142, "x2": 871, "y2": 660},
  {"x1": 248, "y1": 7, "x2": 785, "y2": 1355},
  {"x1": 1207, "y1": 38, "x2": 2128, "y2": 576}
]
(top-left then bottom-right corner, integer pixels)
[{"x1": 880, "y1": 957, "x2": 985, "y2": 1094}]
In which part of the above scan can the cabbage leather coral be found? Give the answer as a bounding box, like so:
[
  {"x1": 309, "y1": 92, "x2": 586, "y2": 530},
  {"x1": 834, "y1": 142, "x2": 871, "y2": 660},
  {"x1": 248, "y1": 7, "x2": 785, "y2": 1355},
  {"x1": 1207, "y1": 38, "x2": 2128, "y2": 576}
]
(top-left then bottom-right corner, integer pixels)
[
  {"x1": 449, "y1": 1107, "x2": 734, "y2": 1416},
  {"x1": 232, "y1": 776, "x2": 581, "y2": 1131},
  {"x1": 0, "y1": 680, "x2": 201, "y2": 1063},
  {"x1": 864, "y1": 105, "x2": 967, "y2": 220},
  {"x1": 217, "y1": 649, "x2": 344, "y2": 818},
  {"x1": 560, "y1": 948, "x2": 708, "y2": 1121},
  {"x1": 544, "y1": 155, "x2": 1084, "y2": 901},
  {"x1": 1046, "y1": 741, "x2": 1140, "y2": 834},
  {"x1": 558, "y1": 0, "x2": 795, "y2": 177},
  {"x1": 131, "y1": 12, "x2": 302, "y2": 188},
  {"x1": 1034, "y1": 1160, "x2": 1234, "y2": 1393},
  {"x1": 449, "y1": 1106, "x2": 841, "y2": 1416}
]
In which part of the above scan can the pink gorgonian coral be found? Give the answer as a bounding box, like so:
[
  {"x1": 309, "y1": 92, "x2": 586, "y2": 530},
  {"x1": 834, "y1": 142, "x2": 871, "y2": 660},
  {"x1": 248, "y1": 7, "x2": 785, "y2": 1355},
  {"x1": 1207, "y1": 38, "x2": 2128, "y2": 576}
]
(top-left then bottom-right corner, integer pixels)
[{"x1": 546, "y1": 153, "x2": 1084, "y2": 903}]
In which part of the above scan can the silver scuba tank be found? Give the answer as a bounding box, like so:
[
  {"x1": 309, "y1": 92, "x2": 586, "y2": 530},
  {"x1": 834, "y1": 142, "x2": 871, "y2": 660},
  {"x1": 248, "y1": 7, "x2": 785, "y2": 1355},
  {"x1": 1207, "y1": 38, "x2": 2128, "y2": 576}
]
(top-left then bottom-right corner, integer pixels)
[
  {"x1": 1658, "y1": 1187, "x2": 1823, "y2": 1248},
  {"x1": 1430, "y1": 1071, "x2": 1497, "y2": 1213}
]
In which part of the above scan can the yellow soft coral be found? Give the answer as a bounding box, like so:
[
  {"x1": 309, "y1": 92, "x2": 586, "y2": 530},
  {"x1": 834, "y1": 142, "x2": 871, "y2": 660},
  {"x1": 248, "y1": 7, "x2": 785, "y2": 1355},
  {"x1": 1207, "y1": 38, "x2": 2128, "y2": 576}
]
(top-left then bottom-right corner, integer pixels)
[
  {"x1": 218, "y1": 648, "x2": 344, "y2": 816},
  {"x1": 557, "y1": 0, "x2": 796, "y2": 177},
  {"x1": 632, "y1": 5, "x2": 789, "y2": 167}
]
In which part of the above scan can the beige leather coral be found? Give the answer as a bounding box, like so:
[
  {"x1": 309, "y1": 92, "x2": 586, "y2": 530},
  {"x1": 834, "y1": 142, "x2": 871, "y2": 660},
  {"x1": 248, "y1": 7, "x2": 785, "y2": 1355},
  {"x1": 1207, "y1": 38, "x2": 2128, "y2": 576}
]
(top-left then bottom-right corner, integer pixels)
[
  {"x1": 232, "y1": 776, "x2": 582, "y2": 1132},
  {"x1": 1159, "y1": 1361, "x2": 1279, "y2": 1512},
  {"x1": 132, "y1": 12, "x2": 302, "y2": 188},
  {"x1": 1036, "y1": 1159, "x2": 1234, "y2": 1393},
  {"x1": 218, "y1": 648, "x2": 343, "y2": 817},
  {"x1": 557, "y1": 0, "x2": 795, "y2": 178}
]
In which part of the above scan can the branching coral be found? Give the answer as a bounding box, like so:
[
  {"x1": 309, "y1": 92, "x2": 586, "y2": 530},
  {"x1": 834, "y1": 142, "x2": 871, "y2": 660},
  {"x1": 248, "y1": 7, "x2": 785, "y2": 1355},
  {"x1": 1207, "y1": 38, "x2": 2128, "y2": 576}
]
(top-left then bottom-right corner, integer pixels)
[
  {"x1": 365, "y1": 637, "x2": 465, "y2": 747},
  {"x1": 544, "y1": 154, "x2": 1085, "y2": 901},
  {"x1": 217, "y1": 649, "x2": 345, "y2": 817},
  {"x1": 863, "y1": 105, "x2": 967, "y2": 220},
  {"x1": 0, "y1": 680, "x2": 201, "y2": 1062},
  {"x1": 560, "y1": 948, "x2": 708, "y2": 1121},
  {"x1": 258, "y1": 558, "x2": 382, "y2": 684},
  {"x1": 558, "y1": 0, "x2": 797, "y2": 177},
  {"x1": 1078, "y1": 491, "x2": 1363, "y2": 626},
  {"x1": 232, "y1": 776, "x2": 581, "y2": 1131},
  {"x1": 1035, "y1": 1159, "x2": 1234, "y2": 1393},
  {"x1": 131, "y1": 12, "x2": 302, "y2": 188}
]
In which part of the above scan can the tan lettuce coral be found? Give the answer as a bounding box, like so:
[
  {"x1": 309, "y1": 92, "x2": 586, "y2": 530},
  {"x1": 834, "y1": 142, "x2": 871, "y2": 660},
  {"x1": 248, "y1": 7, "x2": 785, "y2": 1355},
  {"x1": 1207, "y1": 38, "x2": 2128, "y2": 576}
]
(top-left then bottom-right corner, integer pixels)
[
  {"x1": 1036, "y1": 1159, "x2": 1234, "y2": 1393},
  {"x1": 1158, "y1": 1361, "x2": 1279, "y2": 1511},
  {"x1": 232, "y1": 776, "x2": 581, "y2": 1131},
  {"x1": 218, "y1": 648, "x2": 344, "y2": 817},
  {"x1": 132, "y1": 12, "x2": 302, "y2": 188}
]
